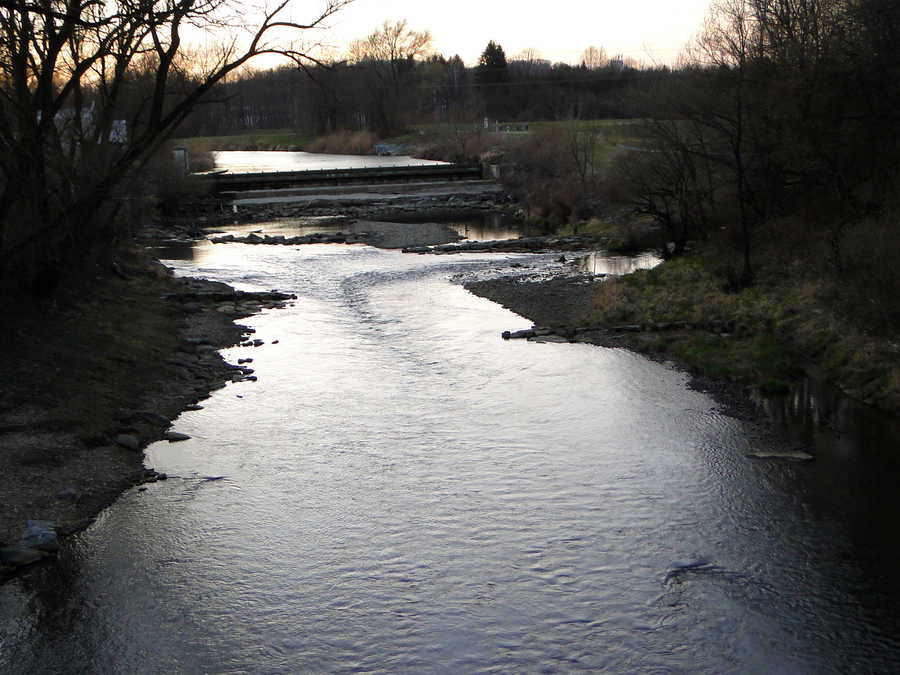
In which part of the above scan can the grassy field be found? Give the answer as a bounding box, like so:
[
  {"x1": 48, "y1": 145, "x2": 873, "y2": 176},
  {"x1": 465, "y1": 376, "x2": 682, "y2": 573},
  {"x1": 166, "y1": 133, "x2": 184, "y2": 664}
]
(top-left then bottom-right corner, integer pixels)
[
  {"x1": 175, "y1": 119, "x2": 646, "y2": 160},
  {"x1": 174, "y1": 129, "x2": 310, "y2": 155}
]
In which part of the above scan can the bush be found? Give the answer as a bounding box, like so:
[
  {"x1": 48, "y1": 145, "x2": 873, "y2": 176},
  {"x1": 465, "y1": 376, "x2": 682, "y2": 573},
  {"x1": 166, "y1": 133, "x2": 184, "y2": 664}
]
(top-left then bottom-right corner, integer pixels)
[
  {"x1": 417, "y1": 131, "x2": 491, "y2": 164},
  {"x1": 149, "y1": 147, "x2": 213, "y2": 217},
  {"x1": 304, "y1": 130, "x2": 379, "y2": 155},
  {"x1": 834, "y1": 217, "x2": 900, "y2": 334}
]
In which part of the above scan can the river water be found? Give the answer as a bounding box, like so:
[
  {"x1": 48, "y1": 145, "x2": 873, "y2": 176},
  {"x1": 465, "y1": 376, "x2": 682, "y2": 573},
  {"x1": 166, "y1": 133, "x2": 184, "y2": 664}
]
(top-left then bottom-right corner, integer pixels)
[
  {"x1": 213, "y1": 150, "x2": 446, "y2": 173},
  {"x1": 3, "y1": 231, "x2": 900, "y2": 673}
]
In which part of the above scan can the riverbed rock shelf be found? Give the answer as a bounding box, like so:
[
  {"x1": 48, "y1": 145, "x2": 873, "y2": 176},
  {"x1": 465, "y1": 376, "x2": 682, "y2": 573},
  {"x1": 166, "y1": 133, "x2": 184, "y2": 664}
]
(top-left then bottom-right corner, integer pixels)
[
  {"x1": 403, "y1": 235, "x2": 609, "y2": 255},
  {"x1": 223, "y1": 190, "x2": 507, "y2": 223},
  {"x1": 501, "y1": 319, "x2": 736, "y2": 342},
  {"x1": 211, "y1": 232, "x2": 370, "y2": 246}
]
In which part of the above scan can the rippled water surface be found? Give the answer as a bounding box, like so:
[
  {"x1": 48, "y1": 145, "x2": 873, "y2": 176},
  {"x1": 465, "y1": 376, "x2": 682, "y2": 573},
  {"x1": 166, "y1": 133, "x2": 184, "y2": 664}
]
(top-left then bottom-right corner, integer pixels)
[{"x1": 2, "y1": 242, "x2": 900, "y2": 673}]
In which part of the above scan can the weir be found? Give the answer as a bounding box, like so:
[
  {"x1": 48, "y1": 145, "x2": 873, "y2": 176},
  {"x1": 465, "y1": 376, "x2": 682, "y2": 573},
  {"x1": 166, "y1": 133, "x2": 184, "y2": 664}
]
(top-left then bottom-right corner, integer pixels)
[{"x1": 206, "y1": 163, "x2": 485, "y2": 194}]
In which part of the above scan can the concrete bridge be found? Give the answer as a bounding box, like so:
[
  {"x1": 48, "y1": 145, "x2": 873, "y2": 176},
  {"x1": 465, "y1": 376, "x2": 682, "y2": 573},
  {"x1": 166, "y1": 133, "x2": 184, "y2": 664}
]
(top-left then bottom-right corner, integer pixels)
[{"x1": 206, "y1": 163, "x2": 485, "y2": 195}]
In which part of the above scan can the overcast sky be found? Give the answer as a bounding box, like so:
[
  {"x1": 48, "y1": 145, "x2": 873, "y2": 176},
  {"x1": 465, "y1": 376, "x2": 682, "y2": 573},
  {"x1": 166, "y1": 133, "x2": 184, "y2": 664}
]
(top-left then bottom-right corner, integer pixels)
[{"x1": 319, "y1": 0, "x2": 713, "y2": 66}]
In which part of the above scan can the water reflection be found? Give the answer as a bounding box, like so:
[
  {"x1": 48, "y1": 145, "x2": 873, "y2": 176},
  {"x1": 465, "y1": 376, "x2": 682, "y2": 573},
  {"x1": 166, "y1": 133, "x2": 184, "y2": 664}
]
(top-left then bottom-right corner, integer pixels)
[
  {"x1": 385, "y1": 210, "x2": 543, "y2": 242},
  {"x1": 576, "y1": 251, "x2": 662, "y2": 276},
  {"x1": 150, "y1": 242, "x2": 196, "y2": 261}
]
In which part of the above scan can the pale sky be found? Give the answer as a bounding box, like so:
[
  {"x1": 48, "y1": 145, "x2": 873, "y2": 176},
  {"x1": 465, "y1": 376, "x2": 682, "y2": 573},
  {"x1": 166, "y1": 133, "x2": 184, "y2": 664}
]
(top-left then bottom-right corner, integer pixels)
[{"x1": 318, "y1": 0, "x2": 713, "y2": 66}]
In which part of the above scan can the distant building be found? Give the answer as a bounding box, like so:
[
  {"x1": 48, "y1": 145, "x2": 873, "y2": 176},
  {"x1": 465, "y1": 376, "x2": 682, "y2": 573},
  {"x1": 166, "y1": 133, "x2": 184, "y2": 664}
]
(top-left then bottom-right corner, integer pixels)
[{"x1": 38, "y1": 102, "x2": 127, "y2": 145}]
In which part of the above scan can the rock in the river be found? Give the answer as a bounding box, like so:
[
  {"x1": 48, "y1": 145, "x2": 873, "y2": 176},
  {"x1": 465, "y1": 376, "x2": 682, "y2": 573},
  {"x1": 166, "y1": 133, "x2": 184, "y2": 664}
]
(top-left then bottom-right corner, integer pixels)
[
  {"x1": 115, "y1": 433, "x2": 140, "y2": 451},
  {"x1": 502, "y1": 329, "x2": 536, "y2": 340},
  {"x1": 164, "y1": 431, "x2": 191, "y2": 442}
]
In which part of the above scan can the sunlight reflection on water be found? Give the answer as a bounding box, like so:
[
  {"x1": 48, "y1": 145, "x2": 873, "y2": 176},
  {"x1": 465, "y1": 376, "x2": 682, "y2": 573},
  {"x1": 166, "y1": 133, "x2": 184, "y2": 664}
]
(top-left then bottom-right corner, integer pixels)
[{"x1": 3, "y1": 242, "x2": 900, "y2": 673}]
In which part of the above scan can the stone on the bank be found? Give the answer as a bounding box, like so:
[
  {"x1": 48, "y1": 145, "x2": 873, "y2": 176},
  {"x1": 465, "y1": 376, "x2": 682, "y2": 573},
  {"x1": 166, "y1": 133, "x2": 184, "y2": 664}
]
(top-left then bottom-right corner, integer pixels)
[
  {"x1": 164, "y1": 431, "x2": 191, "y2": 442},
  {"x1": 20, "y1": 520, "x2": 58, "y2": 551},
  {"x1": 115, "y1": 433, "x2": 140, "y2": 451}
]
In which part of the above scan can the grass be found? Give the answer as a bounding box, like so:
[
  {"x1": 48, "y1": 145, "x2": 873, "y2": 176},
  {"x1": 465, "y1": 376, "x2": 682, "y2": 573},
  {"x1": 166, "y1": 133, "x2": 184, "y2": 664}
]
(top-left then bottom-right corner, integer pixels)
[
  {"x1": 174, "y1": 119, "x2": 648, "y2": 172},
  {"x1": 173, "y1": 129, "x2": 310, "y2": 154},
  {"x1": 583, "y1": 251, "x2": 900, "y2": 412}
]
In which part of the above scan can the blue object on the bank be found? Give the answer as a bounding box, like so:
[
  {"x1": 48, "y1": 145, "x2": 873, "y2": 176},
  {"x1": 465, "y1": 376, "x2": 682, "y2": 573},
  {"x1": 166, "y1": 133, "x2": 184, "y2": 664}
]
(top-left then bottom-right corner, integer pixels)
[{"x1": 20, "y1": 520, "x2": 58, "y2": 550}]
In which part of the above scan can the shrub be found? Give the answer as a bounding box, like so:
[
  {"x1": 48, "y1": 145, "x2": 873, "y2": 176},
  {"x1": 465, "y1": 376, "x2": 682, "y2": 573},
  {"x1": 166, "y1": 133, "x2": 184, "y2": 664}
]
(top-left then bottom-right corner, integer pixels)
[
  {"x1": 304, "y1": 130, "x2": 379, "y2": 155},
  {"x1": 835, "y1": 216, "x2": 900, "y2": 334}
]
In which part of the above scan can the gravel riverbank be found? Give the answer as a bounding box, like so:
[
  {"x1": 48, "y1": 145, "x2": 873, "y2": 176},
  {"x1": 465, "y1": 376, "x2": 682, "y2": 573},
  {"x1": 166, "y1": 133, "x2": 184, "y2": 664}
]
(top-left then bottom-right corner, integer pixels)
[
  {"x1": 0, "y1": 247, "x2": 294, "y2": 579},
  {"x1": 463, "y1": 270, "x2": 781, "y2": 425}
]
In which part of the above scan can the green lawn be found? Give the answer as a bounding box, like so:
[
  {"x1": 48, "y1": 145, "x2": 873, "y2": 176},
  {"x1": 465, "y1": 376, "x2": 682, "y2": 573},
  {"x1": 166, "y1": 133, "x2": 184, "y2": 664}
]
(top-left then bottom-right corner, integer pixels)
[{"x1": 173, "y1": 129, "x2": 310, "y2": 154}]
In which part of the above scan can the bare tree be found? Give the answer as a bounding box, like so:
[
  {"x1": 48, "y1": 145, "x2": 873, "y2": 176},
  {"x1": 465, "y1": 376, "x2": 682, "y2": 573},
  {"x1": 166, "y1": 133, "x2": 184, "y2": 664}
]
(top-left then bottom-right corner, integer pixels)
[
  {"x1": 0, "y1": 0, "x2": 353, "y2": 287},
  {"x1": 580, "y1": 45, "x2": 607, "y2": 70},
  {"x1": 346, "y1": 19, "x2": 433, "y2": 133},
  {"x1": 565, "y1": 119, "x2": 601, "y2": 191}
]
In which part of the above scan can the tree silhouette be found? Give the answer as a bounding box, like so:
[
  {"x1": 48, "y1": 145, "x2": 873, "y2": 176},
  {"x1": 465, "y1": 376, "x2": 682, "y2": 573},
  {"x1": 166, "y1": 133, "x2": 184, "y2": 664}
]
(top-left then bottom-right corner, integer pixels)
[
  {"x1": 0, "y1": 0, "x2": 353, "y2": 290},
  {"x1": 475, "y1": 40, "x2": 509, "y2": 120}
]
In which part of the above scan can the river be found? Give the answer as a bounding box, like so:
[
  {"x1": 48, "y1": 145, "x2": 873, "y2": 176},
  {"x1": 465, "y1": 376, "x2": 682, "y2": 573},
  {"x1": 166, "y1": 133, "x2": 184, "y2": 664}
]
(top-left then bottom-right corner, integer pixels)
[
  {"x1": 2, "y1": 225, "x2": 900, "y2": 672},
  {"x1": 212, "y1": 150, "x2": 447, "y2": 173}
]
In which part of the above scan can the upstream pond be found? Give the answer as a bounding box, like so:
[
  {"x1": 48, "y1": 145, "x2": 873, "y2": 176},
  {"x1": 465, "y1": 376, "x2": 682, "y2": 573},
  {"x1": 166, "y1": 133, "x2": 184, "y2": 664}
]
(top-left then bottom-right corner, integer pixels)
[
  {"x1": 2, "y1": 228, "x2": 900, "y2": 672},
  {"x1": 212, "y1": 150, "x2": 447, "y2": 173}
]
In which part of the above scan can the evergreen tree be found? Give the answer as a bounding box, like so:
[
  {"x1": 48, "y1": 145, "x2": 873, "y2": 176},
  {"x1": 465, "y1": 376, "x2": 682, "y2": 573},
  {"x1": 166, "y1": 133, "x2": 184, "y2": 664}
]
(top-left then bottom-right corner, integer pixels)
[{"x1": 475, "y1": 41, "x2": 510, "y2": 120}]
